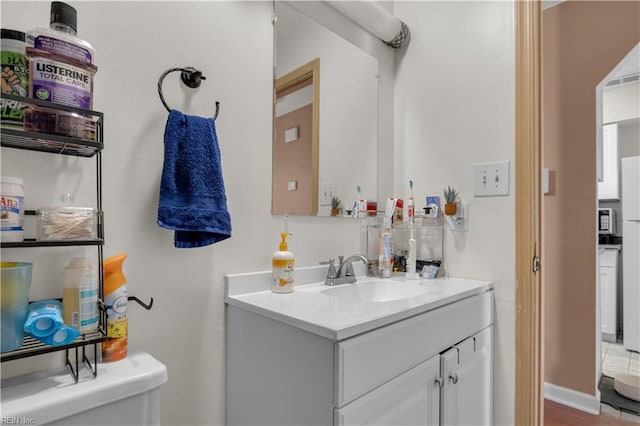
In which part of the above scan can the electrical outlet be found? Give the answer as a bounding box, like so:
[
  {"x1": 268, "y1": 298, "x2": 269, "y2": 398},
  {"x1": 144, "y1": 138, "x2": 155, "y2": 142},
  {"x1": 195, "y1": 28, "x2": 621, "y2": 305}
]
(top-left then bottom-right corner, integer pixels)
[
  {"x1": 445, "y1": 202, "x2": 468, "y2": 231},
  {"x1": 320, "y1": 182, "x2": 337, "y2": 206},
  {"x1": 473, "y1": 161, "x2": 510, "y2": 197}
]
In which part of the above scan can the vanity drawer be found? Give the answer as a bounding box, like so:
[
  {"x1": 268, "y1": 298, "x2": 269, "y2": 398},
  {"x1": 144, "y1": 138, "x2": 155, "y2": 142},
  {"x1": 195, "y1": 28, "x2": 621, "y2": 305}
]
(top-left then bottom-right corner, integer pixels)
[{"x1": 334, "y1": 291, "x2": 493, "y2": 407}]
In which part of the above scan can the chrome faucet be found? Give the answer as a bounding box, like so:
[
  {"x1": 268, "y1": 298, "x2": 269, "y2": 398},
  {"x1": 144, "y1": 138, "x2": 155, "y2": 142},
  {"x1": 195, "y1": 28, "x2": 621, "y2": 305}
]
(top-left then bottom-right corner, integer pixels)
[{"x1": 324, "y1": 254, "x2": 371, "y2": 286}]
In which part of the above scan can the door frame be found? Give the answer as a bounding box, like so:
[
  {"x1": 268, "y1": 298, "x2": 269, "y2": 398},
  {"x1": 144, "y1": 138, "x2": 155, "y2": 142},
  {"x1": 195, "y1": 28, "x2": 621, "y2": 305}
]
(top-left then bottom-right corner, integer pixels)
[{"x1": 515, "y1": 1, "x2": 543, "y2": 425}]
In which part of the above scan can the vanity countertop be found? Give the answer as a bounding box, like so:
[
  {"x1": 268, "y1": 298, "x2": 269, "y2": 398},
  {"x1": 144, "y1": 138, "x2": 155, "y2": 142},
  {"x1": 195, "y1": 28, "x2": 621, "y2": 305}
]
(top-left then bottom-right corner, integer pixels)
[{"x1": 225, "y1": 266, "x2": 493, "y2": 341}]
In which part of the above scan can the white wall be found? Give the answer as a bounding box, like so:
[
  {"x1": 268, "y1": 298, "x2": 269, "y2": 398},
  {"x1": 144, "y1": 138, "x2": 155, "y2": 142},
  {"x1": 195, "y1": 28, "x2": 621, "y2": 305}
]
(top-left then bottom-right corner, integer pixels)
[
  {"x1": 393, "y1": 2, "x2": 516, "y2": 424},
  {"x1": 1, "y1": 2, "x2": 364, "y2": 425}
]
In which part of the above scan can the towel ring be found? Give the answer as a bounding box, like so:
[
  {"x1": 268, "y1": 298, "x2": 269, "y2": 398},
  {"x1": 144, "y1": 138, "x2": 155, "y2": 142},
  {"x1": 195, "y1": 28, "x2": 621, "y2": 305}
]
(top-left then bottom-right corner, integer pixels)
[{"x1": 157, "y1": 67, "x2": 220, "y2": 120}]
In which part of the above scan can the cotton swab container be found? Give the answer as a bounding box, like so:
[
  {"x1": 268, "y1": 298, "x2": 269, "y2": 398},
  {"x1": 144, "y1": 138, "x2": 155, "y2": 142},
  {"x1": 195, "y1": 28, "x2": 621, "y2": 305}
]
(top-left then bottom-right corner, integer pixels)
[{"x1": 36, "y1": 206, "x2": 96, "y2": 241}]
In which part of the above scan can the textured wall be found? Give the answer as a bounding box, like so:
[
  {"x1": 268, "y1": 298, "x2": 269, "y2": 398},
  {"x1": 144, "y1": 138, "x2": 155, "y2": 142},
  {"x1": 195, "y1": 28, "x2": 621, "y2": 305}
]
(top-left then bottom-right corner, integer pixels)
[{"x1": 1, "y1": 2, "x2": 365, "y2": 425}]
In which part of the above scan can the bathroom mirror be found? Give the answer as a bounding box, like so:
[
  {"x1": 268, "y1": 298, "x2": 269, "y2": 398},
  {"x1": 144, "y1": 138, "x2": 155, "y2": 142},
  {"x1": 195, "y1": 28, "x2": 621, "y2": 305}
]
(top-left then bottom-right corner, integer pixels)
[{"x1": 272, "y1": 1, "x2": 379, "y2": 216}]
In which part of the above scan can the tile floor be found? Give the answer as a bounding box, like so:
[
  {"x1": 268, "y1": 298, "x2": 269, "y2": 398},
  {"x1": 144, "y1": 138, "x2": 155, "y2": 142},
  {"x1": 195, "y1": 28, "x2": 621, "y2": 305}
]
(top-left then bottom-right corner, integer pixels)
[{"x1": 601, "y1": 341, "x2": 640, "y2": 423}]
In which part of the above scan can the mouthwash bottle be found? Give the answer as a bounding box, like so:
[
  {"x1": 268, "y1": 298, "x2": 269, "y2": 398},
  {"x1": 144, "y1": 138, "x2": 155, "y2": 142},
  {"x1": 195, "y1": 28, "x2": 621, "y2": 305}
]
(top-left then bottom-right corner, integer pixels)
[
  {"x1": 27, "y1": 1, "x2": 95, "y2": 65},
  {"x1": 26, "y1": 1, "x2": 97, "y2": 109}
]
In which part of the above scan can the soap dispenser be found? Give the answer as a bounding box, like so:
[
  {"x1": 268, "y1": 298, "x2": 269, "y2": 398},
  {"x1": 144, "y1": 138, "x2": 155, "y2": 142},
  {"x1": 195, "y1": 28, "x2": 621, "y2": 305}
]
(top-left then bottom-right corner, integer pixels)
[{"x1": 272, "y1": 233, "x2": 294, "y2": 293}]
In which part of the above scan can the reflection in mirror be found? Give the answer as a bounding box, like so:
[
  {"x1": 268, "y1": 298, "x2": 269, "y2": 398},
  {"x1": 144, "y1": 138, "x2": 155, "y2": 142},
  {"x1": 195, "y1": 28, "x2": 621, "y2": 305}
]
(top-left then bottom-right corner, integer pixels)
[
  {"x1": 273, "y1": 1, "x2": 379, "y2": 216},
  {"x1": 273, "y1": 58, "x2": 320, "y2": 215}
]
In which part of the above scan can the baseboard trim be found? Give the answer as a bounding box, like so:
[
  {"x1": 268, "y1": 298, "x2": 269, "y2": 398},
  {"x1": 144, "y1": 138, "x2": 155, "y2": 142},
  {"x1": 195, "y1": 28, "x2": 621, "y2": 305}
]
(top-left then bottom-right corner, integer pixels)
[{"x1": 544, "y1": 382, "x2": 601, "y2": 415}]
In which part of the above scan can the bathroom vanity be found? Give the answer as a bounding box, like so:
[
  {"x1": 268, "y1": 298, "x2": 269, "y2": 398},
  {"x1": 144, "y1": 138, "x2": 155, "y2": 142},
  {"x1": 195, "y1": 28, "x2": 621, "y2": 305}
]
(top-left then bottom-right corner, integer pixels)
[{"x1": 225, "y1": 266, "x2": 493, "y2": 425}]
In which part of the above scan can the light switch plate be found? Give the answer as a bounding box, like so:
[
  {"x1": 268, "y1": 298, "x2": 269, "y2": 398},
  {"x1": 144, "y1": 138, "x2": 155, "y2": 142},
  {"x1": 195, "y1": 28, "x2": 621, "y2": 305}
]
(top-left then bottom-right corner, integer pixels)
[{"x1": 473, "y1": 161, "x2": 510, "y2": 197}]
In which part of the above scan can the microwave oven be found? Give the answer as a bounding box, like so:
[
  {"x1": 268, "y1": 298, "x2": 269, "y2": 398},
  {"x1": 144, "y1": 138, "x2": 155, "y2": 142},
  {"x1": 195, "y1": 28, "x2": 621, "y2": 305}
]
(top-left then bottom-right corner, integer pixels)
[{"x1": 598, "y1": 208, "x2": 615, "y2": 234}]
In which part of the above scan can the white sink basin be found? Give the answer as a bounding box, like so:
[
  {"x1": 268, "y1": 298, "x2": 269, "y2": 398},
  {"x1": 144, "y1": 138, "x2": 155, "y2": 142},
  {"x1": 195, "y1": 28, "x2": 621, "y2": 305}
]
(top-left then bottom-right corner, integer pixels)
[{"x1": 320, "y1": 279, "x2": 428, "y2": 303}]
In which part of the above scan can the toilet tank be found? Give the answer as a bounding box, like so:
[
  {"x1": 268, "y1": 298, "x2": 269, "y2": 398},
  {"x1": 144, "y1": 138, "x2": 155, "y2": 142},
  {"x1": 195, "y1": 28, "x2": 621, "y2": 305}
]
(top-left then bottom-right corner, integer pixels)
[{"x1": 0, "y1": 351, "x2": 168, "y2": 425}]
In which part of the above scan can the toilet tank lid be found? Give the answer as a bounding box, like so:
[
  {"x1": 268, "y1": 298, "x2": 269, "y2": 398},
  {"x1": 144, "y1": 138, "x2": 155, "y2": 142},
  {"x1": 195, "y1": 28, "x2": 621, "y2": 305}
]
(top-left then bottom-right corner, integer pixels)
[{"x1": 0, "y1": 351, "x2": 168, "y2": 423}]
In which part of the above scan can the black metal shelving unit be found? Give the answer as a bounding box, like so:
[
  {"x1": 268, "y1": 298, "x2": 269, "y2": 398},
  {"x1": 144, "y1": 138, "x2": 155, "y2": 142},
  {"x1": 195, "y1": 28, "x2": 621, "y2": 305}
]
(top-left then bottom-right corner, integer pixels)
[{"x1": 1, "y1": 94, "x2": 106, "y2": 382}]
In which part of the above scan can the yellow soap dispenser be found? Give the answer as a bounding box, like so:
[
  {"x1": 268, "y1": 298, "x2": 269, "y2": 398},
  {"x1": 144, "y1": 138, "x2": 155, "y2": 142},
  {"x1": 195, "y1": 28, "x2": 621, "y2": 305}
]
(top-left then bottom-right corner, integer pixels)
[{"x1": 272, "y1": 233, "x2": 294, "y2": 293}]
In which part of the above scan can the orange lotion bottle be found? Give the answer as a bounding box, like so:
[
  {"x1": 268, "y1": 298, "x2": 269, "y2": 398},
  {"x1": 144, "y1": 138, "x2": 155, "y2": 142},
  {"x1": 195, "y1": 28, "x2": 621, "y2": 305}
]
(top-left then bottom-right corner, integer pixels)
[
  {"x1": 102, "y1": 253, "x2": 128, "y2": 362},
  {"x1": 272, "y1": 233, "x2": 294, "y2": 293}
]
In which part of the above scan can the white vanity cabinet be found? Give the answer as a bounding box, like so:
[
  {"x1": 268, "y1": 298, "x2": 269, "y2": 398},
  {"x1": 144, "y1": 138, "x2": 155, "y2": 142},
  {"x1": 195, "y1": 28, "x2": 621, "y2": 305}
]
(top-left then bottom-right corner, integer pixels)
[
  {"x1": 440, "y1": 327, "x2": 492, "y2": 425},
  {"x1": 226, "y1": 288, "x2": 493, "y2": 426},
  {"x1": 334, "y1": 354, "x2": 440, "y2": 426}
]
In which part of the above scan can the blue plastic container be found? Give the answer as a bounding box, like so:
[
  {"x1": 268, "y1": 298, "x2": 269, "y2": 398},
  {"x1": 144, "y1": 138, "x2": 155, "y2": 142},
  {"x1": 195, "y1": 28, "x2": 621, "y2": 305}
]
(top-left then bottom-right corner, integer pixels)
[
  {"x1": 0, "y1": 262, "x2": 32, "y2": 352},
  {"x1": 24, "y1": 299, "x2": 64, "y2": 338},
  {"x1": 39, "y1": 325, "x2": 79, "y2": 346},
  {"x1": 24, "y1": 299, "x2": 79, "y2": 346}
]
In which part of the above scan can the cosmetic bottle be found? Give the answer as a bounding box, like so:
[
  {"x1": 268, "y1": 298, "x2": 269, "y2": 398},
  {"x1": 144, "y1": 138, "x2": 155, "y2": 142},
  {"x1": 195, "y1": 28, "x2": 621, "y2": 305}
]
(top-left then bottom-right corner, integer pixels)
[
  {"x1": 272, "y1": 233, "x2": 294, "y2": 293},
  {"x1": 62, "y1": 257, "x2": 98, "y2": 334}
]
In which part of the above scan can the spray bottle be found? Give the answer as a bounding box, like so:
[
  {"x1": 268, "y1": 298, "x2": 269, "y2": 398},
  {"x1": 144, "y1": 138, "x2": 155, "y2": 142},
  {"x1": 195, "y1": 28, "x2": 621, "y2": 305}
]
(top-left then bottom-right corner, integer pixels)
[{"x1": 102, "y1": 253, "x2": 128, "y2": 362}]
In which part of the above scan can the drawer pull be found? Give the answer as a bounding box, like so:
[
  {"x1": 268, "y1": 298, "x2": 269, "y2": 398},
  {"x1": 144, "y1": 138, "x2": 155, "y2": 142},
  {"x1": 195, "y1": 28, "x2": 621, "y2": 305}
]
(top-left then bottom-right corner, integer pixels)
[
  {"x1": 449, "y1": 373, "x2": 459, "y2": 384},
  {"x1": 435, "y1": 377, "x2": 444, "y2": 388}
]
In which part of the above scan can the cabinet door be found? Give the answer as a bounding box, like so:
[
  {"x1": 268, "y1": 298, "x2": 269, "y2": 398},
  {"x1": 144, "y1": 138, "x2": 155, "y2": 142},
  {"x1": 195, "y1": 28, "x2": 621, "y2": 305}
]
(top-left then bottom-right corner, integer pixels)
[
  {"x1": 598, "y1": 123, "x2": 619, "y2": 200},
  {"x1": 441, "y1": 327, "x2": 493, "y2": 426},
  {"x1": 335, "y1": 355, "x2": 440, "y2": 426},
  {"x1": 600, "y1": 266, "x2": 617, "y2": 337}
]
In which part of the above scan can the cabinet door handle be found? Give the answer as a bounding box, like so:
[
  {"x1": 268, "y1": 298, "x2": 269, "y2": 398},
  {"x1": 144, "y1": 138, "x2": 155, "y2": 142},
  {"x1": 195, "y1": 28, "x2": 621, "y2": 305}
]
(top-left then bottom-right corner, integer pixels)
[
  {"x1": 435, "y1": 377, "x2": 444, "y2": 388},
  {"x1": 449, "y1": 373, "x2": 458, "y2": 384}
]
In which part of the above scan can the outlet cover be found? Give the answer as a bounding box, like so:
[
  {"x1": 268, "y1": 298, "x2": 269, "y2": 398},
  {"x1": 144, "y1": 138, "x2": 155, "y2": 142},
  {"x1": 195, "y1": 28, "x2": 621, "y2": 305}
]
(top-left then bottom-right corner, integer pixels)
[
  {"x1": 473, "y1": 161, "x2": 510, "y2": 197},
  {"x1": 320, "y1": 182, "x2": 337, "y2": 206}
]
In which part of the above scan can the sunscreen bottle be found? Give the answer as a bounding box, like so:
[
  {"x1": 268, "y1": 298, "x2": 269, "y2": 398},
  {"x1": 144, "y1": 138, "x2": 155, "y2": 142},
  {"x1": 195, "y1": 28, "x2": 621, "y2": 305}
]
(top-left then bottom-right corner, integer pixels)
[
  {"x1": 102, "y1": 253, "x2": 128, "y2": 362},
  {"x1": 272, "y1": 233, "x2": 294, "y2": 293},
  {"x1": 62, "y1": 257, "x2": 98, "y2": 334}
]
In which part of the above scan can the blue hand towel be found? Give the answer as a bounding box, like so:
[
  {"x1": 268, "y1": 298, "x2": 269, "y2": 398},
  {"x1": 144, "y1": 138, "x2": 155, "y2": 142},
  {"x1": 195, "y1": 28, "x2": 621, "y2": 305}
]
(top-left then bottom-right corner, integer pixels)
[{"x1": 157, "y1": 110, "x2": 231, "y2": 248}]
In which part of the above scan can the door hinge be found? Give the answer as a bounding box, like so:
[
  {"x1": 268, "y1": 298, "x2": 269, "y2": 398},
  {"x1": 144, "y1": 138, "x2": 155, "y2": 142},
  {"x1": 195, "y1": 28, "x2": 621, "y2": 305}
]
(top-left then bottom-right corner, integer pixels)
[{"x1": 533, "y1": 256, "x2": 541, "y2": 273}]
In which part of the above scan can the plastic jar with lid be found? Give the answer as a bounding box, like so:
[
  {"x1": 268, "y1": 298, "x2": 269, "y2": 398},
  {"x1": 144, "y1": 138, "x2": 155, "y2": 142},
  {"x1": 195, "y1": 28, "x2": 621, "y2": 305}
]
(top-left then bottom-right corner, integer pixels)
[
  {"x1": 1, "y1": 29, "x2": 29, "y2": 128},
  {"x1": 1, "y1": 176, "x2": 25, "y2": 242}
]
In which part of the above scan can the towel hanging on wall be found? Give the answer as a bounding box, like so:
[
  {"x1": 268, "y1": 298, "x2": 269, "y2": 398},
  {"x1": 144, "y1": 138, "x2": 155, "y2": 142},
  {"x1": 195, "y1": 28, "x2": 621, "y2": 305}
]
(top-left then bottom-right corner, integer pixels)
[{"x1": 157, "y1": 110, "x2": 231, "y2": 248}]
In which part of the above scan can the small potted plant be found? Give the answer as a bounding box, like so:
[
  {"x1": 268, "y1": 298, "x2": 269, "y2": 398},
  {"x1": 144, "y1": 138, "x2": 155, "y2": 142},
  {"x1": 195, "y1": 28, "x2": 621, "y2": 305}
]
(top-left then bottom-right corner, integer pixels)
[
  {"x1": 443, "y1": 186, "x2": 459, "y2": 216},
  {"x1": 330, "y1": 195, "x2": 342, "y2": 216}
]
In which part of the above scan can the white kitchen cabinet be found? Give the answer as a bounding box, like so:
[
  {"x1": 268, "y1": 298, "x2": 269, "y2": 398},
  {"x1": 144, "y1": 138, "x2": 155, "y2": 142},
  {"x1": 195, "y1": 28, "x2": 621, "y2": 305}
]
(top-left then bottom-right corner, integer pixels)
[
  {"x1": 599, "y1": 248, "x2": 619, "y2": 342},
  {"x1": 226, "y1": 290, "x2": 493, "y2": 426},
  {"x1": 598, "y1": 123, "x2": 619, "y2": 200}
]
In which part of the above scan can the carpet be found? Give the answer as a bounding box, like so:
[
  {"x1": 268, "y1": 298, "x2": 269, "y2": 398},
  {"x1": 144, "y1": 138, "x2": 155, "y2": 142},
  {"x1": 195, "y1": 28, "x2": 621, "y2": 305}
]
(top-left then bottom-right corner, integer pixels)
[{"x1": 599, "y1": 374, "x2": 640, "y2": 416}]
